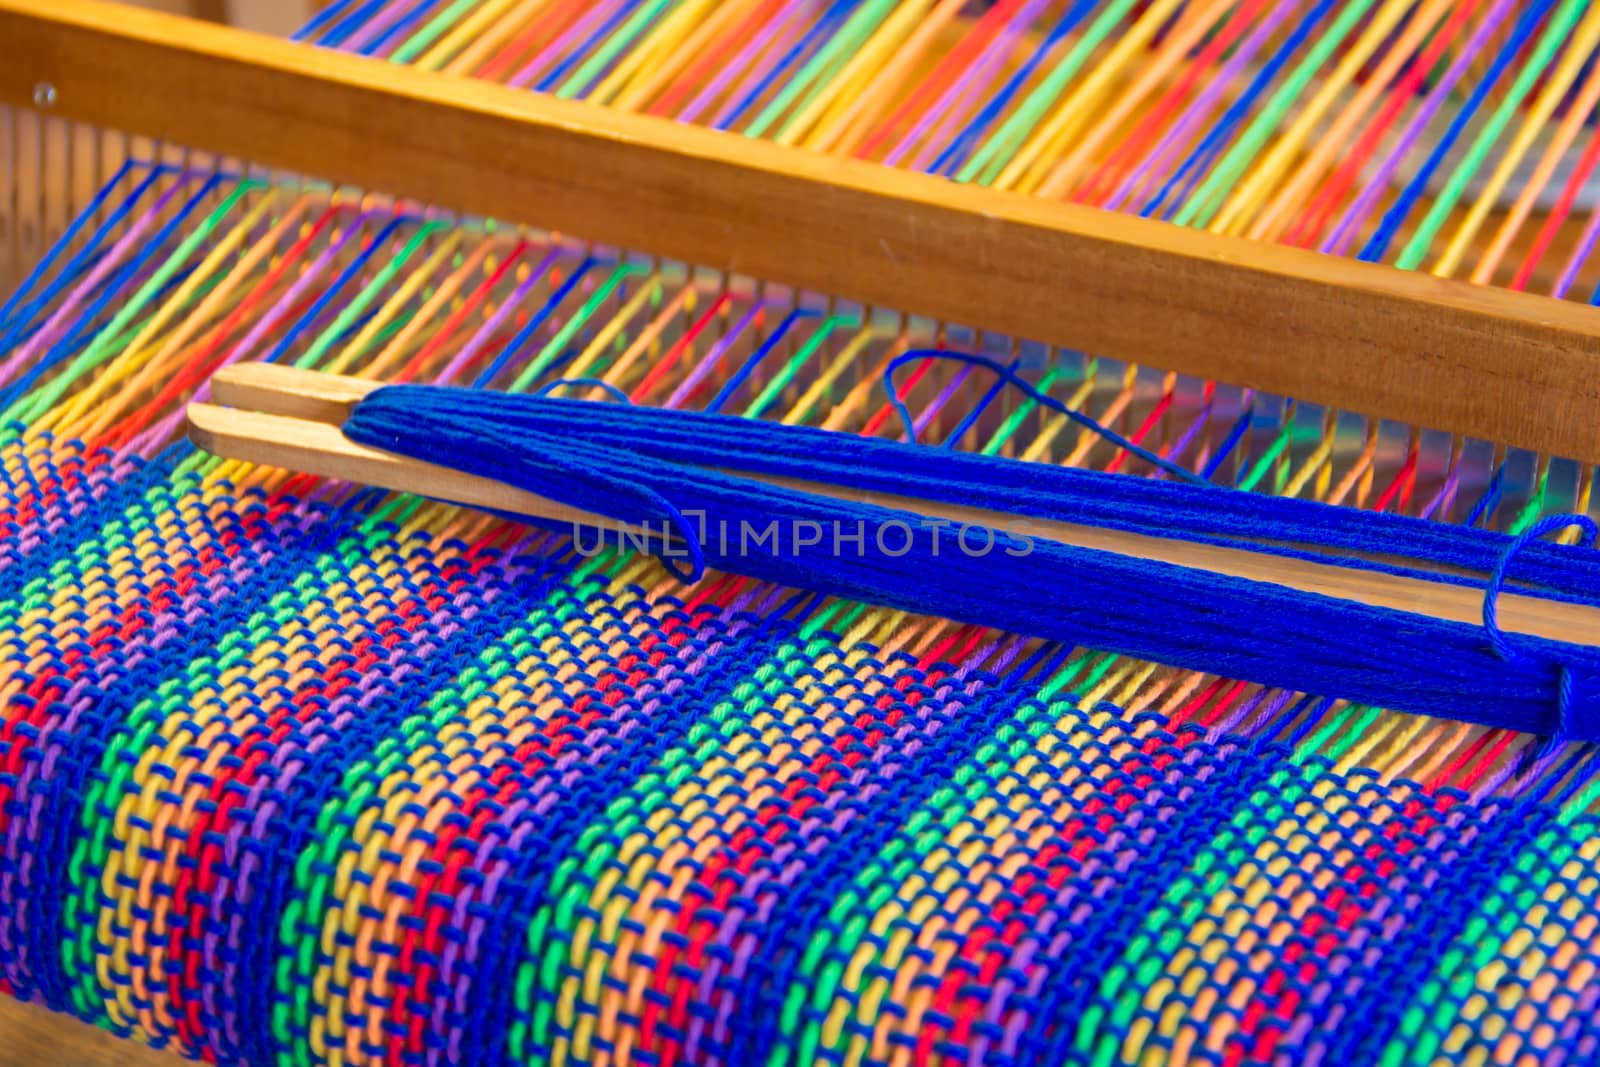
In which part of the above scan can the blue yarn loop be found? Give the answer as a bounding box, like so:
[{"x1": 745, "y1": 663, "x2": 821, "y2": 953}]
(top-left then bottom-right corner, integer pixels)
[
  {"x1": 343, "y1": 384, "x2": 1600, "y2": 741},
  {"x1": 883, "y1": 349, "x2": 1207, "y2": 484},
  {"x1": 1484, "y1": 515, "x2": 1600, "y2": 661},
  {"x1": 1482, "y1": 515, "x2": 1600, "y2": 742},
  {"x1": 533, "y1": 376, "x2": 635, "y2": 405}
]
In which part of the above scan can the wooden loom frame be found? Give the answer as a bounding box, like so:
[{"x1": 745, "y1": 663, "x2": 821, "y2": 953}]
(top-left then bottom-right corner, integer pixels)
[{"x1": 2, "y1": 0, "x2": 1600, "y2": 465}]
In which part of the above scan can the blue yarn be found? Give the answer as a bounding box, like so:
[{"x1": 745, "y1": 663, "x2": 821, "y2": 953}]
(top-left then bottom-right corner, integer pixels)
[
  {"x1": 341, "y1": 381, "x2": 1600, "y2": 741},
  {"x1": 340, "y1": 383, "x2": 1600, "y2": 742},
  {"x1": 883, "y1": 349, "x2": 1207, "y2": 483},
  {"x1": 348, "y1": 385, "x2": 1600, "y2": 596},
  {"x1": 534, "y1": 377, "x2": 634, "y2": 404},
  {"x1": 706, "y1": 309, "x2": 819, "y2": 412},
  {"x1": 1484, "y1": 514, "x2": 1600, "y2": 660}
]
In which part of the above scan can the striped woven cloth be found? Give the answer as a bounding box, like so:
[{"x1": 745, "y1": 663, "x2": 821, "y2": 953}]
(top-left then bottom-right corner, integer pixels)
[{"x1": 4, "y1": 437, "x2": 1598, "y2": 1067}]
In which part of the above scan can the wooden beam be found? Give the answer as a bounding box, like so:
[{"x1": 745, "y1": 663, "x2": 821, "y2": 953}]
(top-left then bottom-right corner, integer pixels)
[{"x1": 2, "y1": 0, "x2": 1600, "y2": 462}]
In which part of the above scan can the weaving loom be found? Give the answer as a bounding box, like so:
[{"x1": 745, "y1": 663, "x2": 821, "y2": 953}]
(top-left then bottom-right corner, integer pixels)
[{"x1": 3, "y1": 0, "x2": 1600, "y2": 1064}]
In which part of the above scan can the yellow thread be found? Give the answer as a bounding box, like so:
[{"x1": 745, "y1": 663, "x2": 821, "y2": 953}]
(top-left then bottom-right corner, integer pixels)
[
  {"x1": 997, "y1": 0, "x2": 1188, "y2": 195},
  {"x1": 1038, "y1": 0, "x2": 1237, "y2": 200},
  {"x1": 1434, "y1": 1, "x2": 1600, "y2": 279},
  {"x1": 1248, "y1": 0, "x2": 1455, "y2": 241},
  {"x1": 1212, "y1": 0, "x2": 1419, "y2": 237}
]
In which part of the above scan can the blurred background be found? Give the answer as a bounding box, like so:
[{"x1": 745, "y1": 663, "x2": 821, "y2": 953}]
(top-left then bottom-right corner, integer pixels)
[{"x1": 128, "y1": 0, "x2": 318, "y2": 36}]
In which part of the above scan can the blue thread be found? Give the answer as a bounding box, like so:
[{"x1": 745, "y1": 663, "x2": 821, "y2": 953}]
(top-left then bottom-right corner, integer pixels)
[
  {"x1": 939, "y1": 356, "x2": 1018, "y2": 447},
  {"x1": 1466, "y1": 462, "x2": 1508, "y2": 528},
  {"x1": 1483, "y1": 514, "x2": 1599, "y2": 660},
  {"x1": 1200, "y1": 403, "x2": 1255, "y2": 483},
  {"x1": 342, "y1": 382, "x2": 1600, "y2": 739},
  {"x1": 1359, "y1": 0, "x2": 1555, "y2": 263},
  {"x1": 928, "y1": 0, "x2": 1099, "y2": 178},
  {"x1": 304, "y1": 0, "x2": 391, "y2": 46},
  {"x1": 292, "y1": 0, "x2": 362, "y2": 42},
  {"x1": 261, "y1": 216, "x2": 415, "y2": 365},
  {"x1": 0, "y1": 160, "x2": 140, "y2": 331},
  {"x1": 470, "y1": 257, "x2": 597, "y2": 389},
  {"x1": 883, "y1": 349, "x2": 1207, "y2": 483},
  {"x1": 360, "y1": 0, "x2": 439, "y2": 56},
  {"x1": 534, "y1": 378, "x2": 634, "y2": 404},
  {"x1": 1142, "y1": 0, "x2": 1340, "y2": 220},
  {"x1": 532, "y1": 0, "x2": 647, "y2": 92},
  {"x1": 705, "y1": 309, "x2": 818, "y2": 412},
  {"x1": 713, "y1": 0, "x2": 854, "y2": 131},
  {"x1": 0, "y1": 174, "x2": 225, "y2": 411}
]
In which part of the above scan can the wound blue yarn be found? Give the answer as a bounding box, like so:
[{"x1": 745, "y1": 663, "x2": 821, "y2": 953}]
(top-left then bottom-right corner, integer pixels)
[
  {"x1": 342, "y1": 382, "x2": 1600, "y2": 741},
  {"x1": 1488, "y1": 509, "x2": 1600, "y2": 783}
]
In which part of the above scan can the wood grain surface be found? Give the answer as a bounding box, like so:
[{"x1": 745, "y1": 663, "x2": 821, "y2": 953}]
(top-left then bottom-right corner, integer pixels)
[{"x1": 0, "y1": 995, "x2": 180, "y2": 1067}]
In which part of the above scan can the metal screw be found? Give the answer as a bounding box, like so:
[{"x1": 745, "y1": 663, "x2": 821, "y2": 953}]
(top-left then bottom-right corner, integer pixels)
[{"x1": 31, "y1": 82, "x2": 56, "y2": 109}]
